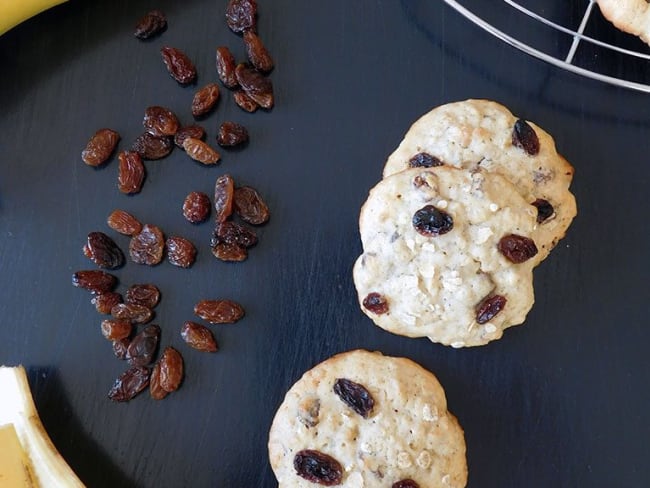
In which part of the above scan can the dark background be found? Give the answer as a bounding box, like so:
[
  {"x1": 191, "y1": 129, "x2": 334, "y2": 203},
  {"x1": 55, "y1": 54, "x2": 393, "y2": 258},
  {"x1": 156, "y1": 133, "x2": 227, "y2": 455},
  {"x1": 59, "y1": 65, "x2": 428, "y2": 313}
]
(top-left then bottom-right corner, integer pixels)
[{"x1": 1, "y1": 0, "x2": 649, "y2": 486}]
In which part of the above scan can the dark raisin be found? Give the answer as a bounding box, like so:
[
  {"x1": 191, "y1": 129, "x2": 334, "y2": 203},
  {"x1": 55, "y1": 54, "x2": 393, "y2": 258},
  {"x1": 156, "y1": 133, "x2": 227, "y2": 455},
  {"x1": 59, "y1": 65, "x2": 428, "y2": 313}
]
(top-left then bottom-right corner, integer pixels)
[
  {"x1": 111, "y1": 303, "x2": 153, "y2": 325},
  {"x1": 180, "y1": 321, "x2": 218, "y2": 352},
  {"x1": 217, "y1": 121, "x2": 249, "y2": 147},
  {"x1": 132, "y1": 132, "x2": 173, "y2": 160},
  {"x1": 243, "y1": 30, "x2": 274, "y2": 72},
  {"x1": 235, "y1": 63, "x2": 274, "y2": 109},
  {"x1": 143, "y1": 106, "x2": 179, "y2": 137},
  {"x1": 512, "y1": 119, "x2": 540, "y2": 156},
  {"x1": 112, "y1": 338, "x2": 130, "y2": 360},
  {"x1": 166, "y1": 236, "x2": 197, "y2": 268},
  {"x1": 83, "y1": 232, "x2": 124, "y2": 269},
  {"x1": 160, "y1": 47, "x2": 197, "y2": 85},
  {"x1": 117, "y1": 151, "x2": 145, "y2": 194},
  {"x1": 532, "y1": 198, "x2": 554, "y2": 223},
  {"x1": 108, "y1": 366, "x2": 150, "y2": 402},
  {"x1": 183, "y1": 137, "x2": 220, "y2": 164},
  {"x1": 159, "y1": 347, "x2": 183, "y2": 392},
  {"x1": 100, "y1": 319, "x2": 132, "y2": 341},
  {"x1": 476, "y1": 295, "x2": 507, "y2": 324},
  {"x1": 92, "y1": 292, "x2": 122, "y2": 314},
  {"x1": 192, "y1": 84, "x2": 220, "y2": 118},
  {"x1": 293, "y1": 450, "x2": 343, "y2": 486},
  {"x1": 211, "y1": 242, "x2": 247, "y2": 262},
  {"x1": 214, "y1": 174, "x2": 234, "y2": 223},
  {"x1": 183, "y1": 191, "x2": 211, "y2": 223},
  {"x1": 175, "y1": 125, "x2": 206, "y2": 148},
  {"x1": 498, "y1": 234, "x2": 538, "y2": 263},
  {"x1": 233, "y1": 186, "x2": 269, "y2": 225},
  {"x1": 107, "y1": 209, "x2": 142, "y2": 236},
  {"x1": 134, "y1": 10, "x2": 167, "y2": 39},
  {"x1": 233, "y1": 90, "x2": 259, "y2": 112},
  {"x1": 392, "y1": 480, "x2": 420, "y2": 488},
  {"x1": 225, "y1": 0, "x2": 257, "y2": 33},
  {"x1": 216, "y1": 46, "x2": 238, "y2": 88},
  {"x1": 126, "y1": 324, "x2": 161, "y2": 366},
  {"x1": 412, "y1": 205, "x2": 453, "y2": 237},
  {"x1": 82, "y1": 129, "x2": 120, "y2": 167},
  {"x1": 408, "y1": 152, "x2": 443, "y2": 168},
  {"x1": 149, "y1": 361, "x2": 168, "y2": 400},
  {"x1": 72, "y1": 270, "x2": 117, "y2": 294},
  {"x1": 333, "y1": 378, "x2": 375, "y2": 418},
  {"x1": 129, "y1": 224, "x2": 165, "y2": 265},
  {"x1": 214, "y1": 221, "x2": 257, "y2": 248},
  {"x1": 194, "y1": 299, "x2": 245, "y2": 324},
  {"x1": 362, "y1": 293, "x2": 389, "y2": 315},
  {"x1": 126, "y1": 284, "x2": 160, "y2": 309}
]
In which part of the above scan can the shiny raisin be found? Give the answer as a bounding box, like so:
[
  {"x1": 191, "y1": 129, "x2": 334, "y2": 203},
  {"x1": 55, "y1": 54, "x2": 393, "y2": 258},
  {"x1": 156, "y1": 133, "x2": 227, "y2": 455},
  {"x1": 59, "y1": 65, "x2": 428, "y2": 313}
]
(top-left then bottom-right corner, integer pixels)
[
  {"x1": 149, "y1": 361, "x2": 168, "y2": 400},
  {"x1": 235, "y1": 63, "x2": 274, "y2": 109},
  {"x1": 108, "y1": 366, "x2": 150, "y2": 402},
  {"x1": 72, "y1": 270, "x2": 117, "y2": 294},
  {"x1": 118, "y1": 151, "x2": 145, "y2": 194},
  {"x1": 132, "y1": 132, "x2": 173, "y2": 160},
  {"x1": 134, "y1": 10, "x2": 167, "y2": 39},
  {"x1": 83, "y1": 232, "x2": 125, "y2": 269},
  {"x1": 362, "y1": 292, "x2": 389, "y2": 315},
  {"x1": 409, "y1": 152, "x2": 443, "y2": 168},
  {"x1": 333, "y1": 378, "x2": 375, "y2": 418},
  {"x1": 498, "y1": 234, "x2": 538, "y2": 263},
  {"x1": 175, "y1": 125, "x2": 206, "y2": 148},
  {"x1": 159, "y1": 347, "x2": 183, "y2": 392},
  {"x1": 166, "y1": 236, "x2": 197, "y2": 268},
  {"x1": 233, "y1": 186, "x2": 269, "y2": 225},
  {"x1": 112, "y1": 338, "x2": 130, "y2": 360},
  {"x1": 214, "y1": 174, "x2": 234, "y2": 223},
  {"x1": 392, "y1": 480, "x2": 420, "y2": 488},
  {"x1": 126, "y1": 324, "x2": 161, "y2": 366},
  {"x1": 217, "y1": 121, "x2": 249, "y2": 147},
  {"x1": 107, "y1": 209, "x2": 142, "y2": 236},
  {"x1": 194, "y1": 299, "x2": 245, "y2": 324},
  {"x1": 211, "y1": 242, "x2": 247, "y2": 262},
  {"x1": 180, "y1": 321, "x2": 218, "y2": 352},
  {"x1": 143, "y1": 106, "x2": 179, "y2": 137},
  {"x1": 81, "y1": 129, "x2": 120, "y2": 167},
  {"x1": 512, "y1": 119, "x2": 540, "y2": 155},
  {"x1": 233, "y1": 90, "x2": 259, "y2": 112},
  {"x1": 243, "y1": 30, "x2": 274, "y2": 72},
  {"x1": 111, "y1": 303, "x2": 153, "y2": 325},
  {"x1": 183, "y1": 191, "x2": 211, "y2": 223},
  {"x1": 412, "y1": 205, "x2": 453, "y2": 237},
  {"x1": 213, "y1": 221, "x2": 257, "y2": 248},
  {"x1": 192, "y1": 83, "x2": 220, "y2": 118},
  {"x1": 225, "y1": 0, "x2": 257, "y2": 33},
  {"x1": 101, "y1": 319, "x2": 132, "y2": 341},
  {"x1": 129, "y1": 224, "x2": 165, "y2": 265},
  {"x1": 91, "y1": 292, "x2": 122, "y2": 314},
  {"x1": 126, "y1": 284, "x2": 160, "y2": 309},
  {"x1": 476, "y1": 295, "x2": 507, "y2": 324},
  {"x1": 293, "y1": 450, "x2": 343, "y2": 486},
  {"x1": 532, "y1": 198, "x2": 554, "y2": 223},
  {"x1": 161, "y1": 46, "x2": 197, "y2": 85},
  {"x1": 183, "y1": 138, "x2": 221, "y2": 165},
  {"x1": 216, "y1": 47, "x2": 238, "y2": 88}
]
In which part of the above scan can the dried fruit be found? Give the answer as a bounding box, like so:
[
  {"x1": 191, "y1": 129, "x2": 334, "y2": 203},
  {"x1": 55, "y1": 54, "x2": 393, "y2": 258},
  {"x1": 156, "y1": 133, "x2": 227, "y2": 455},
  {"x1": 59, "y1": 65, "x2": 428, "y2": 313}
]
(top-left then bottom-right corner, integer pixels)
[
  {"x1": 134, "y1": 10, "x2": 167, "y2": 39},
  {"x1": 211, "y1": 242, "x2": 247, "y2": 262},
  {"x1": 233, "y1": 90, "x2": 259, "y2": 112},
  {"x1": 512, "y1": 119, "x2": 540, "y2": 156},
  {"x1": 108, "y1": 366, "x2": 150, "y2": 402},
  {"x1": 118, "y1": 151, "x2": 145, "y2": 194},
  {"x1": 214, "y1": 174, "x2": 234, "y2": 223},
  {"x1": 498, "y1": 234, "x2": 538, "y2": 263},
  {"x1": 217, "y1": 121, "x2": 249, "y2": 147},
  {"x1": 532, "y1": 198, "x2": 554, "y2": 223},
  {"x1": 161, "y1": 46, "x2": 197, "y2": 85},
  {"x1": 166, "y1": 236, "x2": 197, "y2": 268},
  {"x1": 129, "y1": 224, "x2": 165, "y2": 265},
  {"x1": 91, "y1": 292, "x2": 122, "y2": 314},
  {"x1": 183, "y1": 137, "x2": 220, "y2": 164},
  {"x1": 126, "y1": 324, "x2": 161, "y2": 366},
  {"x1": 180, "y1": 321, "x2": 218, "y2": 352},
  {"x1": 216, "y1": 47, "x2": 238, "y2": 88},
  {"x1": 362, "y1": 293, "x2": 389, "y2": 315},
  {"x1": 183, "y1": 191, "x2": 211, "y2": 223},
  {"x1": 235, "y1": 63, "x2": 274, "y2": 109},
  {"x1": 392, "y1": 480, "x2": 420, "y2": 488},
  {"x1": 213, "y1": 221, "x2": 258, "y2": 248},
  {"x1": 175, "y1": 125, "x2": 206, "y2": 148},
  {"x1": 143, "y1": 106, "x2": 179, "y2": 137},
  {"x1": 225, "y1": 0, "x2": 257, "y2": 33},
  {"x1": 72, "y1": 270, "x2": 117, "y2": 294},
  {"x1": 476, "y1": 295, "x2": 507, "y2": 324},
  {"x1": 100, "y1": 319, "x2": 132, "y2": 341},
  {"x1": 125, "y1": 284, "x2": 160, "y2": 309},
  {"x1": 111, "y1": 303, "x2": 153, "y2": 325},
  {"x1": 81, "y1": 129, "x2": 120, "y2": 167},
  {"x1": 107, "y1": 209, "x2": 142, "y2": 236},
  {"x1": 243, "y1": 30, "x2": 274, "y2": 72},
  {"x1": 192, "y1": 83, "x2": 220, "y2": 118},
  {"x1": 293, "y1": 450, "x2": 343, "y2": 486},
  {"x1": 333, "y1": 378, "x2": 374, "y2": 418},
  {"x1": 159, "y1": 347, "x2": 183, "y2": 392},
  {"x1": 149, "y1": 362, "x2": 168, "y2": 400},
  {"x1": 233, "y1": 186, "x2": 269, "y2": 225},
  {"x1": 408, "y1": 152, "x2": 443, "y2": 168},
  {"x1": 112, "y1": 338, "x2": 130, "y2": 360},
  {"x1": 194, "y1": 299, "x2": 245, "y2": 324},
  {"x1": 412, "y1": 205, "x2": 453, "y2": 237},
  {"x1": 83, "y1": 232, "x2": 125, "y2": 269},
  {"x1": 297, "y1": 398, "x2": 320, "y2": 428},
  {"x1": 132, "y1": 132, "x2": 173, "y2": 160}
]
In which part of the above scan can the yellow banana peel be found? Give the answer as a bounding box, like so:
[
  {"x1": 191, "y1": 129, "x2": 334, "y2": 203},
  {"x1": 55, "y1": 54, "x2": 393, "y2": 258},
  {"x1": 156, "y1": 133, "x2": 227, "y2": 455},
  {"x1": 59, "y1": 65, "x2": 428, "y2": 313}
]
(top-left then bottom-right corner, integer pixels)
[{"x1": 0, "y1": 0, "x2": 68, "y2": 36}]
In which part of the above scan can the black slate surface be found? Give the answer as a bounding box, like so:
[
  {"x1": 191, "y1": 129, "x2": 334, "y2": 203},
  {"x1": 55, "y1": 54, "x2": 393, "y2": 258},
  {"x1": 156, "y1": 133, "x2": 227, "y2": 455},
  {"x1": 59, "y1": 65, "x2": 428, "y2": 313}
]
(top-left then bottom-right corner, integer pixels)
[{"x1": 1, "y1": 1, "x2": 649, "y2": 487}]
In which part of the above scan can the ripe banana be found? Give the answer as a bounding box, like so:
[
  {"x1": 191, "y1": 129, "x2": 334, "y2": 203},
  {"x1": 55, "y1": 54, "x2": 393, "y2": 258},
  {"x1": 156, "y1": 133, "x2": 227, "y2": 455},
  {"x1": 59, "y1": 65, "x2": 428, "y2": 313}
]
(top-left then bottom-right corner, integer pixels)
[{"x1": 0, "y1": 0, "x2": 68, "y2": 36}]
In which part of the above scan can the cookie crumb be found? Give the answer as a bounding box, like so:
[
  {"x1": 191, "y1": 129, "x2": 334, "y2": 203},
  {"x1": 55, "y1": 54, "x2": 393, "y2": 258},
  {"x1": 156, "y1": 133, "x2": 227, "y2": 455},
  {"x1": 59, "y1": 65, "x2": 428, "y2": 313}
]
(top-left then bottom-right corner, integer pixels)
[
  {"x1": 437, "y1": 199, "x2": 448, "y2": 209},
  {"x1": 397, "y1": 452, "x2": 412, "y2": 469},
  {"x1": 422, "y1": 403, "x2": 439, "y2": 421},
  {"x1": 489, "y1": 203, "x2": 499, "y2": 212},
  {"x1": 484, "y1": 323, "x2": 497, "y2": 334},
  {"x1": 417, "y1": 450, "x2": 432, "y2": 469}
]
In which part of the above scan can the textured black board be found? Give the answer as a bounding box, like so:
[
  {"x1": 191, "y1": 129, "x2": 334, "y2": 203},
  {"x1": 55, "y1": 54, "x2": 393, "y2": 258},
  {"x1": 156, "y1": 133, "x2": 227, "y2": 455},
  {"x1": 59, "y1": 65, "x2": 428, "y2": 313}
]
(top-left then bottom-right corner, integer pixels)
[{"x1": 0, "y1": 0, "x2": 649, "y2": 487}]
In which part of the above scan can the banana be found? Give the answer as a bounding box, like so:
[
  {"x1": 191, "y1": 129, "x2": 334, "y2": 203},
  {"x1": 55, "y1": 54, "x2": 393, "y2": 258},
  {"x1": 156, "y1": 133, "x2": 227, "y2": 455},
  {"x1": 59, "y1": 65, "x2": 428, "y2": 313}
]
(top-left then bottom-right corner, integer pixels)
[
  {"x1": 0, "y1": 0, "x2": 68, "y2": 36},
  {"x1": 0, "y1": 366, "x2": 84, "y2": 487}
]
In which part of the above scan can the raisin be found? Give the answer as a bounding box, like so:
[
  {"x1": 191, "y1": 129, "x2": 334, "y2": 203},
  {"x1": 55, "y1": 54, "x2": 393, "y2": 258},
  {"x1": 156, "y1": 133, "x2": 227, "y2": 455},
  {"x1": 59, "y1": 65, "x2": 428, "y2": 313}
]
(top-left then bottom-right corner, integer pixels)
[
  {"x1": 108, "y1": 366, "x2": 150, "y2": 402},
  {"x1": 175, "y1": 125, "x2": 206, "y2": 148},
  {"x1": 216, "y1": 47, "x2": 238, "y2": 88},
  {"x1": 213, "y1": 221, "x2": 257, "y2": 248},
  {"x1": 235, "y1": 63, "x2": 274, "y2": 109},
  {"x1": 498, "y1": 234, "x2": 538, "y2": 263},
  {"x1": 392, "y1": 480, "x2": 420, "y2": 488},
  {"x1": 333, "y1": 378, "x2": 375, "y2": 418},
  {"x1": 159, "y1": 347, "x2": 183, "y2": 392},
  {"x1": 132, "y1": 132, "x2": 173, "y2": 160},
  {"x1": 225, "y1": 0, "x2": 257, "y2": 33},
  {"x1": 183, "y1": 191, "x2": 211, "y2": 223},
  {"x1": 194, "y1": 299, "x2": 245, "y2": 324},
  {"x1": 362, "y1": 293, "x2": 389, "y2": 315},
  {"x1": 512, "y1": 119, "x2": 540, "y2": 156},
  {"x1": 532, "y1": 198, "x2": 554, "y2": 223},
  {"x1": 408, "y1": 152, "x2": 443, "y2": 168},
  {"x1": 217, "y1": 121, "x2": 249, "y2": 147},
  {"x1": 476, "y1": 295, "x2": 507, "y2": 324},
  {"x1": 149, "y1": 361, "x2": 168, "y2": 400},
  {"x1": 83, "y1": 232, "x2": 125, "y2": 269},
  {"x1": 111, "y1": 303, "x2": 153, "y2": 325},
  {"x1": 183, "y1": 137, "x2": 221, "y2": 164},
  {"x1": 166, "y1": 236, "x2": 197, "y2": 268},
  {"x1": 293, "y1": 450, "x2": 343, "y2": 486},
  {"x1": 100, "y1": 319, "x2": 132, "y2": 341},
  {"x1": 180, "y1": 321, "x2": 218, "y2": 352},
  {"x1": 118, "y1": 151, "x2": 145, "y2": 194},
  {"x1": 412, "y1": 205, "x2": 453, "y2": 237},
  {"x1": 112, "y1": 338, "x2": 130, "y2": 360},
  {"x1": 72, "y1": 270, "x2": 117, "y2": 294},
  {"x1": 134, "y1": 10, "x2": 167, "y2": 39},
  {"x1": 81, "y1": 129, "x2": 120, "y2": 167},
  {"x1": 192, "y1": 83, "x2": 220, "y2": 118},
  {"x1": 243, "y1": 30, "x2": 274, "y2": 72},
  {"x1": 143, "y1": 106, "x2": 179, "y2": 137},
  {"x1": 161, "y1": 46, "x2": 197, "y2": 85},
  {"x1": 107, "y1": 209, "x2": 142, "y2": 236},
  {"x1": 211, "y1": 242, "x2": 247, "y2": 262},
  {"x1": 298, "y1": 398, "x2": 320, "y2": 428},
  {"x1": 214, "y1": 174, "x2": 234, "y2": 223},
  {"x1": 129, "y1": 224, "x2": 165, "y2": 265},
  {"x1": 233, "y1": 186, "x2": 269, "y2": 225},
  {"x1": 126, "y1": 324, "x2": 161, "y2": 366},
  {"x1": 233, "y1": 90, "x2": 259, "y2": 112},
  {"x1": 126, "y1": 284, "x2": 160, "y2": 309},
  {"x1": 91, "y1": 292, "x2": 122, "y2": 314}
]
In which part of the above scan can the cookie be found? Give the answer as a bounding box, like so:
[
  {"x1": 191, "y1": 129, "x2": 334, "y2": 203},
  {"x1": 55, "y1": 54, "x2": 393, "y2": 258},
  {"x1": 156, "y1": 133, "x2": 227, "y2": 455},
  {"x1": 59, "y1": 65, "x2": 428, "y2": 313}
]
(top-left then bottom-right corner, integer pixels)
[
  {"x1": 354, "y1": 166, "x2": 539, "y2": 347},
  {"x1": 382, "y1": 99, "x2": 576, "y2": 260},
  {"x1": 268, "y1": 349, "x2": 467, "y2": 487},
  {"x1": 596, "y1": 0, "x2": 650, "y2": 45}
]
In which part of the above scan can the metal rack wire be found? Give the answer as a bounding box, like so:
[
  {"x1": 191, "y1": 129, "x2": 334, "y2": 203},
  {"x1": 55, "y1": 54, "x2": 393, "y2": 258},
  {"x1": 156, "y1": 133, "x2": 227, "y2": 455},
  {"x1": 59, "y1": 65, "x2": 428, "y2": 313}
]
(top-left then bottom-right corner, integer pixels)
[{"x1": 443, "y1": 0, "x2": 650, "y2": 93}]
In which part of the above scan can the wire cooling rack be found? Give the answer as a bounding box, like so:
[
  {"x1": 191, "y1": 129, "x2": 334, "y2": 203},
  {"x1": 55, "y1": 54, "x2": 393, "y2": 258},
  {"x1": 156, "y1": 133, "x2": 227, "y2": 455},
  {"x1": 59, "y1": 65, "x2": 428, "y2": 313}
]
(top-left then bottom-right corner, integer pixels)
[{"x1": 443, "y1": 0, "x2": 650, "y2": 93}]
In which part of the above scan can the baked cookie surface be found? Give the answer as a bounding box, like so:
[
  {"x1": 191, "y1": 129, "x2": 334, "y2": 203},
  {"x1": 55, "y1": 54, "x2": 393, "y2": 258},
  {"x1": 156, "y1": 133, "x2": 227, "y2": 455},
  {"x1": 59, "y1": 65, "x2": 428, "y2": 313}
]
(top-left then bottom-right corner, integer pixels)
[
  {"x1": 382, "y1": 99, "x2": 576, "y2": 259},
  {"x1": 354, "y1": 166, "x2": 539, "y2": 347},
  {"x1": 596, "y1": 0, "x2": 650, "y2": 45},
  {"x1": 268, "y1": 349, "x2": 467, "y2": 487}
]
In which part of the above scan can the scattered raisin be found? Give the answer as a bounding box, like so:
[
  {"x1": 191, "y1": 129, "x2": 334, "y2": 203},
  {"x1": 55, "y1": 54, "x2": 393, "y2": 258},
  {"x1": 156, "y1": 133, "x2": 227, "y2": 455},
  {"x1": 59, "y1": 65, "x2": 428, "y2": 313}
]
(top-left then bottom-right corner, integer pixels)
[
  {"x1": 149, "y1": 361, "x2": 168, "y2": 400},
  {"x1": 393, "y1": 480, "x2": 420, "y2": 488},
  {"x1": 194, "y1": 299, "x2": 245, "y2": 324},
  {"x1": 143, "y1": 106, "x2": 179, "y2": 137},
  {"x1": 112, "y1": 338, "x2": 130, "y2": 360},
  {"x1": 107, "y1": 209, "x2": 142, "y2": 236},
  {"x1": 180, "y1": 321, "x2": 218, "y2": 352},
  {"x1": 111, "y1": 303, "x2": 153, "y2": 325},
  {"x1": 118, "y1": 151, "x2": 145, "y2": 194},
  {"x1": 293, "y1": 450, "x2": 343, "y2": 486},
  {"x1": 161, "y1": 46, "x2": 197, "y2": 85},
  {"x1": 498, "y1": 234, "x2": 538, "y2": 263},
  {"x1": 72, "y1": 270, "x2": 117, "y2": 294},
  {"x1": 213, "y1": 221, "x2": 257, "y2": 248},
  {"x1": 91, "y1": 292, "x2": 122, "y2": 314},
  {"x1": 108, "y1": 366, "x2": 150, "y2": 402},
  {"x1": 132, "y1": 132, "x2": 173, "y2": 160},
  {"x1": 532, "y1": 198, "x2": 554, "y2": 223},
  {"x1": 233, "y1": 186, "x2": 269, "y2": 225},
  {"x1": 126, "y1": 284, "x2": 160, "y2": 309},
  {"x1": 217, "y1": 121, "x2": 249, "y2": 147},
  {"x1": 362, "y1": 293, "x2": 389, "y2": 315},
  {"x1": 159, "y1": 347, "x2": 183, "y2": 392},
  {"x1": 166, "y1": 236, "x2": 197, "y2": 268},
  {"x1": 134, "y1": 10, "x2": 167, "y2": 39},
  {"x1": 183, "y1": 137, "x2": 221, "y2": 164},
  {"x1": 211, "y1": 242, "x2": 247, "y2": 262},
  {"x1": 192, "y1": 83, "x2": 220, "y2": 118},
  {"x1": 225, "y1": 0, "x2": 257, "y2": 33},
  {"x1": 333, "y1": 378, "x2": 375, "y2": 418},
  {"x1": 408, "y1": 152, "x2": 443, "y2": 168},
  {"x1": 214, "y1": 174, "x2": 234, "y2": 223},
  {"x1": 175, "y1": 125, "x2": 206, "y2": 148},
  {"x1": 126, "y1": 324, "x2": 161, "y2": 366},
  {"x1": 100, "y1": 319, "x2": 132, "y2": 341},
  {"x1": 412, "y1": 205, "x2": 453, "y2": 237},
  {"x1": 512, "y1": 119, "x2": 540, "y2": 155},
  {"x1": 476, "y1": 295, "x2": 507, "y2": 324},
  {"x1": 81, "y1": 129, "x2": 120, "y2": 167},
  {"x1": 129, "y1": 224, "x2": 165, "y2": 265},
  {"x1": 216, "y1": 47, "x2": 238, "y2": 88},
  {"x1": 183, "y1": 191, "x2": 211, "y2": 223},
  {"x1": 243, "y1": 30, "x2": 274, "y2": 72},
  {"x1": 235, "y1": 63, "x2": 274, "y2": 109},
  {"x1": 83, "y1": 232, "x2": 125, "y2": 269},
  {"x1": 233, "y1": 90, "x2": 259, "y2": 112}
]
